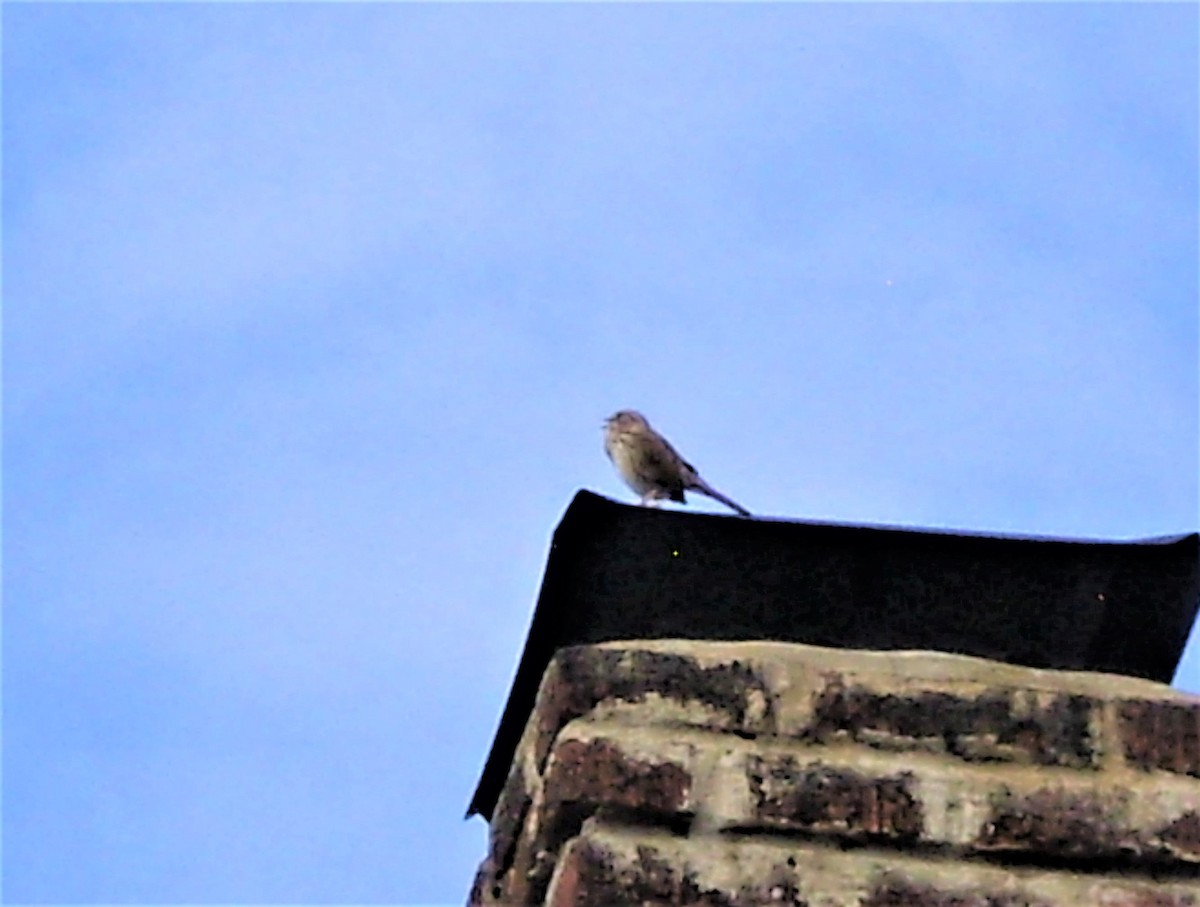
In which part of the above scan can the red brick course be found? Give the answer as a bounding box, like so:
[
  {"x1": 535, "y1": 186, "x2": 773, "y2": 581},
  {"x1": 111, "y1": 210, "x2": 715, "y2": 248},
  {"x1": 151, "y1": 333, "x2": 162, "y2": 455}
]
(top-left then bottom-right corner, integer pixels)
[
  {"x1": 539, "y1": 826, "x2": 1200, "y2": 907},
  {"x1": 468, "y1": 642, "x2": 1200, "y2": 907}
]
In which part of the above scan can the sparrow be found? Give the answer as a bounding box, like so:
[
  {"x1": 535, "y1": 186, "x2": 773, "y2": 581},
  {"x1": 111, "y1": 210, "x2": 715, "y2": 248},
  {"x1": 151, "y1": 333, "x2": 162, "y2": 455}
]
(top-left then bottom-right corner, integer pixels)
[{"x1": 603, "y1": 410, "x2": 751, "y2": 517}]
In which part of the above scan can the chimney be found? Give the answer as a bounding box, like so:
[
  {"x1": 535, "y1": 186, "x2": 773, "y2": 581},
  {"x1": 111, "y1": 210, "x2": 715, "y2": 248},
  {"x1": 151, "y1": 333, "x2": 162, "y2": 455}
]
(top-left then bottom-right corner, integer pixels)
[{"x1": 467, "y1": 492, "x2": 1200, "y2": 906}]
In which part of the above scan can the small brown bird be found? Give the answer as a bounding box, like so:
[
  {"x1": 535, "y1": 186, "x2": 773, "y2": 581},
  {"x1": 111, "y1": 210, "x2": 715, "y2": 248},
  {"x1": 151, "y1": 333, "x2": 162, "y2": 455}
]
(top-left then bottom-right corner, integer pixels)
[{"x1": 603, "y1": 410, "x2": 751, "y2": 517}]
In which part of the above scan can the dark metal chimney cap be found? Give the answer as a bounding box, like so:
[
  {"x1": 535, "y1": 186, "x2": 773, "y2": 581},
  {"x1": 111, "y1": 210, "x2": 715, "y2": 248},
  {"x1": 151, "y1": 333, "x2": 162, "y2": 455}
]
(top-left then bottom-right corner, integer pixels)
[{"x1": 467, "y1": 490, "x2": 1200, "y2": 820}]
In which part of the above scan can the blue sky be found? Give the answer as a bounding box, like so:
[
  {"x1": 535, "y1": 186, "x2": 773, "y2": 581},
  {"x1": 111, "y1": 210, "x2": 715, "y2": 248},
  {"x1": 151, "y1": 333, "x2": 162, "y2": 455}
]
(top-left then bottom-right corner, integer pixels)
[{"x1": 4, "y1": 3, "x2": 1197, "y2": 904}]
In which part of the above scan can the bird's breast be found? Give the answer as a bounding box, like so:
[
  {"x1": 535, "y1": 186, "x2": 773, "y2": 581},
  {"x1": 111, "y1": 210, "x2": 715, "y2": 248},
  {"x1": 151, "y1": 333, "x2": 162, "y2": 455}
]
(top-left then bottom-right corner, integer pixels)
[{"x1": 606, "y1": 434, "x2": 658, "y2": 495}]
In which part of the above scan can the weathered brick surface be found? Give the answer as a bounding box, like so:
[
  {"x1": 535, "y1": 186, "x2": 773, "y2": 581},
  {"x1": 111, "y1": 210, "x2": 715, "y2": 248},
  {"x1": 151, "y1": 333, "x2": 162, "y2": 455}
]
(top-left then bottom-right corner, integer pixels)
[
  {"x1": 748, "y1": 754, "x2": 922, "y2": 841},
  {"x1": 535, "y1": 646, "x2": 774, "y2": 770},
  {"x1": 1159, "y1": 812, "x2": 1200, "y2": 860},
  {"x1": 977, "y1": 786, "x2": 1133, "y2": 859},
  {"x1": 469, "y1": 763, "x2": 535, "y2": 907},
  {"x1": 1121, "y1": 699, "x2": 1200, "y2": 778},
  {"x1": 547, "y1": 835, "x2": 748, "y2": 907},
  {"x1": 469, "y1": 641, "x2": 1200, "y2": 906},
  {"x1": 1090, "y1": 892, "x2": 1198, "y2": 907},
  {"x1": 542, "y1": 823, "x2": 1200, "y2": 907},
  {"x1": 806, "y1": 675, "x2": 1098, "y2": 768},
  {"x1": 862, "y1": 876, "x2": 1053, "y2": 907},
  {"x1": 545, "y1": 737, "x2": 693, "y2": 816},
  {"x1": 528, "y1": 721, "x2": 1200, "y2": 865}
]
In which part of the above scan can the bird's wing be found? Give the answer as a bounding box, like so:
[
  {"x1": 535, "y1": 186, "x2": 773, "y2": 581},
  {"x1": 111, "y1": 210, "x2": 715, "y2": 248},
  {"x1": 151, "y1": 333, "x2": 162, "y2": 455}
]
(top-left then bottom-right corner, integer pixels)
[{"x1": 634, "y1": 434, "x2": 687, "y2": 495}]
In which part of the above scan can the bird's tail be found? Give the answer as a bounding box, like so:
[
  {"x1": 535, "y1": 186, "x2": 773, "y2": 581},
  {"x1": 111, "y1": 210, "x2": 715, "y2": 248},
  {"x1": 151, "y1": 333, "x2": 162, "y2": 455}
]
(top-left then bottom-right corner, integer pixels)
[{"x1": 691, "y1": 478, "x2": 751, "y2": 517}]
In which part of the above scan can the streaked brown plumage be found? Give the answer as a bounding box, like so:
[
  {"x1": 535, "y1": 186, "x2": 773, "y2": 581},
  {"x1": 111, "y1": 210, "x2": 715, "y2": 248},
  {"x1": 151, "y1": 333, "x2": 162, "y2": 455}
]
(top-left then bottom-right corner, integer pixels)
[{"x1": 603, "y1": 410, "x2": 750, "y2": 517}]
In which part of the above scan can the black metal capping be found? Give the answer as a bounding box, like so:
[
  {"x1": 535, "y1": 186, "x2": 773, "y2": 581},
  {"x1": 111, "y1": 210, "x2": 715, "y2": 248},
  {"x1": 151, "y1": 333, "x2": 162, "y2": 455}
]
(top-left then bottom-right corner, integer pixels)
[{"x1": 467, "y1": 490, "x2": 1200, "y2": 820}]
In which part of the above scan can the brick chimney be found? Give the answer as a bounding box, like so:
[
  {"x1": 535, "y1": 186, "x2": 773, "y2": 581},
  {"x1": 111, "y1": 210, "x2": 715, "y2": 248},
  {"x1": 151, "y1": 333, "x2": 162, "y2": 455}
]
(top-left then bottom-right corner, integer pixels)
[
  {"x1": 469, "y1": 640, "x2": 1200, "y2": 906},
  {"x1": 466, "y1": 494, "x2": 1200, "y2": 905}
]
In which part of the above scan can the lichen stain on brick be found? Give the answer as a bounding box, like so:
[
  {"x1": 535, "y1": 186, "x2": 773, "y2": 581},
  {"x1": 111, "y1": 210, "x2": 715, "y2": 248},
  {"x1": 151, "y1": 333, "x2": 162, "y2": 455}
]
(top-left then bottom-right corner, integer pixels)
[
  {"x1": 748, "y1": 755, "x2": 922, "y2": 841},
  {"x1": 806, "y1": 675, "x2": 1095, "y2": 768}
]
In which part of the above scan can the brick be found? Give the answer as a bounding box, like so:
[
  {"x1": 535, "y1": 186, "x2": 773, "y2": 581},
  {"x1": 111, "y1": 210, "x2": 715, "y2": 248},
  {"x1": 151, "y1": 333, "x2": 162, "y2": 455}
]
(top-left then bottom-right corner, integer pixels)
[
  {"x1": 536, "y1": 647, "x2": 775, "y2": 770},
  {"x1": 471, "y1": 765, "x2": 534, "y2": 906},
  {"x1": 487, "y1": 765, "x2": 531, "y2": 871},
  {"x1": 748, "y1": 754, "x2": 922, "y2": 841},
  {"x1": 546, "y1": 838, "x2": 745, "y2": 907},
  {"x1": 805, "y1": 674, "x2": 1097, "y2": 768},
  {"x1": 970, "y1": 783, "x2": 1200, "y2": 869},
  {"x1": 866, "y1": 879, "x2": 1200, "y2": 907},
  {"x1": 976, "y1": 787, "x2": 1133, "y2": 860},
  {"x1": 541, "y1": 823, "x2": 1200, "y2": 907},
  {"x1": 1092, "y1": 889, "x2": 1199, "y2": 907},
  {"x1": 465, "y1": 861, "x2": 487, "y2": 907},
  {"x1": 546, "y1": 833, "x2": 806, "y2": 907},
  {"x1": 480, "y1": 736, "x2": 694, "y2": 907},
  {"x1": 544, "y1": 737, "x2": 692, "y2": 817},
  {"x1": 469, "y1": 642, "x2": 1200, "y2": 905},
  {"x1": 863, "y1": 875, "x2": 1052, "y2": 907},
  {"x1": 1156, "y1": 811, "x2": 1200, "y2": 861},
  {"x1": 1121, "y1": 700, "x2": 1200, "y2": 778},
  {"x1": 539, "y1": 717, "x2": 1200, "y2": 864}
]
